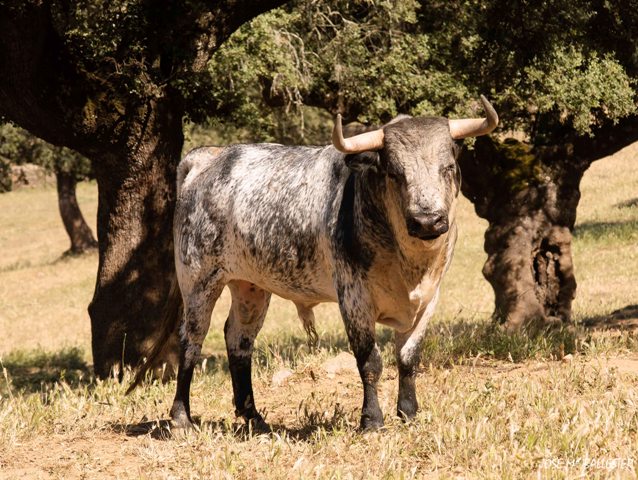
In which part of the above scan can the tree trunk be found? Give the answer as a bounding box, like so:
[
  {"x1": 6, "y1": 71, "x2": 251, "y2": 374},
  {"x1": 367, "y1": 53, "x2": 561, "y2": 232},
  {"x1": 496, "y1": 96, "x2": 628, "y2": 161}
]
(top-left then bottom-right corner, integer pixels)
[
  {"x1": 460, "y1": 117, "x2": 638, "y2": 333},
  {"x1": 462, "y1": 141, "x2": 589, "y2": 331},
  {"x1": 55, "y1": 170, "x2": 98, "y2": 255},
  {"x1": 460, "y1": 138, "x2": 586, "y2": 332},
  {"x1": 87, "y1": 96, "x2": 183, "y2": 379}
]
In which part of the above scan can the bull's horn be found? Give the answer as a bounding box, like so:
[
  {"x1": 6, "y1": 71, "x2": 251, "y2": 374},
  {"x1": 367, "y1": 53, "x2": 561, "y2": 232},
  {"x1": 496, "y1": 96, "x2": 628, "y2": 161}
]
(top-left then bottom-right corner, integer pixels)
[
  {"x1": 448, "y1": 95, "x2": 499, "y2": 139},
  {"x1": 332, "y1": 114, "x2": 385, "y2": 153}
]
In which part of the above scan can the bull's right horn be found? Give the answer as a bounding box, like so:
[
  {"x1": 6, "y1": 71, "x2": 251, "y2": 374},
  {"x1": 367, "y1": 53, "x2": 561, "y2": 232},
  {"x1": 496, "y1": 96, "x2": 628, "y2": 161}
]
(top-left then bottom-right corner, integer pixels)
[
  {"x1": 448, "y1": 95, "x2": 499, "y2": 139},
  {"x1": 332, "y1": 114, "x2": 385, "y2": 153}
]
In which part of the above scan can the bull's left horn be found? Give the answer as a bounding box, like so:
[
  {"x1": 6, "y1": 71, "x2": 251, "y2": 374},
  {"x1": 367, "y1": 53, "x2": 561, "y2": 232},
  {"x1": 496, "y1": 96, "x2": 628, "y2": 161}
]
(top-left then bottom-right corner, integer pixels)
[
  {"x1": 332, "y1": 114, "x2": 385, "y2": 153},
  {"x1": 448, "y1": 95, "x2": 499, "y2": 139}
]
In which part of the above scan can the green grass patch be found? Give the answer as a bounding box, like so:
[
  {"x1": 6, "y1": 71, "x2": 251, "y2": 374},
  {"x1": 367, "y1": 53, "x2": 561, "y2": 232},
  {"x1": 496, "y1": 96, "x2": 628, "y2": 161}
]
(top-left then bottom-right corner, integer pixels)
[
  {"x1": 420, "y1": 321, "x2": 577, "y2": 366},
  {"x1": 1, "y1": 347, "x2": 90, "y2": 394},
  {"x1": 573, "y1": 219, "x2": 638, "y2": 243}
]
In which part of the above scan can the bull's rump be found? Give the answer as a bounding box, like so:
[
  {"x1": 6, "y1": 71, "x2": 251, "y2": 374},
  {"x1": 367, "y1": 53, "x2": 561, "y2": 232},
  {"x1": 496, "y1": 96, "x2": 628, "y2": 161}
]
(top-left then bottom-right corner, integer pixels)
[{"x1": 176, "y1": 144, "x2": 348, "y2": 303}]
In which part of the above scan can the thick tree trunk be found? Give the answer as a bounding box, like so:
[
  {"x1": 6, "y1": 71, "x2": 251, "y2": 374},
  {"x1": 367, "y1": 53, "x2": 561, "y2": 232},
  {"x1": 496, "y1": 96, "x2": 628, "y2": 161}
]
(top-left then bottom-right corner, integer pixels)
[
  {"x1": 460, "y1": 138, "x2": 586, "y2": 332},
  {"x1": 55, "y1": 170, "x2": 98, "y2": 255},
  {"x1": 87, "y1": 96, "x2": 183, "y2": 378},
  {"x1": 460, "y1": 118, "x2": 638, "y2": 332}
]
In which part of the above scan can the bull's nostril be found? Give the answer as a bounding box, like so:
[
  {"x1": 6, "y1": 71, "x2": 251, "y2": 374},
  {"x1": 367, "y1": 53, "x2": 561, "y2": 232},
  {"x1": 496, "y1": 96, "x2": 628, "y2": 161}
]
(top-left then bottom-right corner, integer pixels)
[{"x1": 407, "y1": 211, "x2": 449, "y2": 239}]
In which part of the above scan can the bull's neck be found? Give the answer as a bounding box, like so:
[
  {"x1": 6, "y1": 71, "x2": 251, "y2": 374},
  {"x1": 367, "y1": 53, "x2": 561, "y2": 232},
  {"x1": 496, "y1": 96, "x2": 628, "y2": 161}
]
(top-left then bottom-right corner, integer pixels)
[{"x1": 351, "y1": 170, "x2": 395, "y2": 251}]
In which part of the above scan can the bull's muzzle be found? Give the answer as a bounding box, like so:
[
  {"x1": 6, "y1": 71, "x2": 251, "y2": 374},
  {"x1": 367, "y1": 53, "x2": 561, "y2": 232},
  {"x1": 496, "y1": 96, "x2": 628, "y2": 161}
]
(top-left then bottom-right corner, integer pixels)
[{"x1": 407, "y1": 211, "x2": 449, "y2": 240}]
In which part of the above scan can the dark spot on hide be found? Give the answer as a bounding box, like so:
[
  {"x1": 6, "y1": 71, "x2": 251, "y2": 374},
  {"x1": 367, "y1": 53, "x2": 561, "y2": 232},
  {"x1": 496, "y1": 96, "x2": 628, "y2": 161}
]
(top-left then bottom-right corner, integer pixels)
[
  {"x1": 334, "y1": 174, "x2": 374, "y2": 270},
  {"x1": 216, "y1": 155, "x2": 234, "y2": 183}
]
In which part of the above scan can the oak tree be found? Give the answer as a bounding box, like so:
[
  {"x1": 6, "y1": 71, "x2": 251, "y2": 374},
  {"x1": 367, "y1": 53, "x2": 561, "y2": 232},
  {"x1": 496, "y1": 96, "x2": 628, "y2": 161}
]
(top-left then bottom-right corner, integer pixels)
[{"x1": 0, "y1": 0, "x2": 287, "y2": 377}]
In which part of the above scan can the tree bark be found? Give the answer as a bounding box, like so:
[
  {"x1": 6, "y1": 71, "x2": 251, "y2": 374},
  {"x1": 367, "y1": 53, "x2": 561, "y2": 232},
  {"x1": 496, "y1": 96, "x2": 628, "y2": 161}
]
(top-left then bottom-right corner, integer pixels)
[
  {"x1": 460, "y1": 116, "x2": 638, "y2": 333},
  {"x1": 460, "y1": 139, "x2": 580, "y2": 332},
  {"x1": 55, "y1": 170, "x2": 98, "y2": 255},
  {"x1": 87, "y1": 95, "x2": 184, "y2": 378}
]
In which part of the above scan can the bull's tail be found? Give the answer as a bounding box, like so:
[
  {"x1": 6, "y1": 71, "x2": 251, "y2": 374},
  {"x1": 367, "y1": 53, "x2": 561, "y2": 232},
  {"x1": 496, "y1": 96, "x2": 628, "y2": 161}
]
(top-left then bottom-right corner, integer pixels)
[
  {"x1": 176, "y1": 156, "x2": 195, "y2": 197},
  {"x1": 295, "y1": 304, "x2": 319, "y2": 350},
  {"x1": 126, "y1": 276, "x2": 182, "y2": 394},
  {"x1": 176, "y1": 147, "x2": 224, "y2": 197}
]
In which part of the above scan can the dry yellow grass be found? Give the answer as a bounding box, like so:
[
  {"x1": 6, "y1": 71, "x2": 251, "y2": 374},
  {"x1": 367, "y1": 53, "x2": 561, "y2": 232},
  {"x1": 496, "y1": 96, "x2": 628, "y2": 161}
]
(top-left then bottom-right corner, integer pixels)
[
  {"x1": 0, "y1": 183, "x2": 97, "y2": 353},
  {"x1": 0, "y1": 143, "x2": 637, "y2": 479}
]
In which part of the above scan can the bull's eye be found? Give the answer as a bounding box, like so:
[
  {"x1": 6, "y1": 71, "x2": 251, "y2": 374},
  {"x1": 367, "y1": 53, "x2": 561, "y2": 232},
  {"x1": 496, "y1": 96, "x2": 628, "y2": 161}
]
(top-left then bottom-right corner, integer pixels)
[
  {"x1": 387, "y1": 162, "x2": 403, "y2": 181},
  {"x1": 442, "y1": 164, "x2": 456, "y2": 174}
]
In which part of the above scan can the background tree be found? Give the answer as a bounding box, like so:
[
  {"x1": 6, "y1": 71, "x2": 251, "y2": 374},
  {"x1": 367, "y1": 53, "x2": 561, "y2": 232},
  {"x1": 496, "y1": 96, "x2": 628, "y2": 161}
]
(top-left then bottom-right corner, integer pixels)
[
  {"x1": 0, "y1": 122, "x2": 97, "y2": 254},
  {"x1": 205, "y1": 0, "x2": 638, "y2": 332},
  {"x1": 0, "y1": 0, "x2": 286, "y2": 378},
  {"x1": 422, "y1": 0, "x2": 638, "y2": 332}
]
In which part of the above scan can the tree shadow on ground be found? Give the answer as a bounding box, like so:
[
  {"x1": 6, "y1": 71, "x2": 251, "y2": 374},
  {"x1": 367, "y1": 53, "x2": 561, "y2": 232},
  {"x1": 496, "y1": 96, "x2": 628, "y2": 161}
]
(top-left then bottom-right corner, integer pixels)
[
  {"x1": 581, "y1": 304, "x2": 638, "y2": 330},
  {"x1": 615, "y1": 198, "x2": 638, "y2": 209},
  {"x1": 573, "y1": 219, "x2": 638, "y2": 242},
  {"x1": 0, "y1": 249, "x2": 97, "y2": 273},
  {"x1": 420, "y1": 320, "x2": 577, "y2": 365},
  {"x1": 0, "y1": 347, "x2": 91, "y2": 394}
]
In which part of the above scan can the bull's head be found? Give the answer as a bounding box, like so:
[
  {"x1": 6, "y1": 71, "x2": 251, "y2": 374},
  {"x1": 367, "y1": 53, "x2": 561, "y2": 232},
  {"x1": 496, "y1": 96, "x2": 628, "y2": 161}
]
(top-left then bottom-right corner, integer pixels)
[{"x1": 332, "y1": 96, "x2": 498, "y2": 241}]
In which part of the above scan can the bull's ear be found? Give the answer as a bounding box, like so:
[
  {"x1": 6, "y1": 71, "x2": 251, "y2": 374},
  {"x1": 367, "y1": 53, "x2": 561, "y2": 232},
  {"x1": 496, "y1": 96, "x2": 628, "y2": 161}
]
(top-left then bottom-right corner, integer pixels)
[{"x1": 344, "y1": 151, "x2": 381, "y2": 173}]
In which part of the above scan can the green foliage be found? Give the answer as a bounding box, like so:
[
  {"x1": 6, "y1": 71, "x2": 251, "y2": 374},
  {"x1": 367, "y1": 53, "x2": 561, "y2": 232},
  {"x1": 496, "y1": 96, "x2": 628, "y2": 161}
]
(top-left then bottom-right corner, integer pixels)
[
  {"x1": 507, "y1": 47, "x2": 635, "y2": 135},
  {"x1": 425, "y1": 0, "x2": 638, "y2": 139},
  {"x1": 491, "y1": 139, "x2": 544, "y2": 193},
  {"x1": 207, "y1": 0, "x2": 473, "y2": 143},
  {"x1": 0, "y1": 123, "x2": 91, "y2": 190},
  {"x1": 50, "y1": 1, "x2": 194, "y2": 101},
  {"x1": 38, "y1": 0, "x2": 266, "y2": 125},
  {"x1": 204, "y1": 0, "x2": 637, "y2": 146}
]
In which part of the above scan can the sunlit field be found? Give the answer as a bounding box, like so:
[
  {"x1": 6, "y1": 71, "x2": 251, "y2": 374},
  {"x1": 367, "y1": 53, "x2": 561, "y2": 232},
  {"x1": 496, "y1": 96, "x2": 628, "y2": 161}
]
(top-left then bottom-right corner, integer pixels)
[{"x1": 1, "y1": 143, "x2": 637, "y2": 478}]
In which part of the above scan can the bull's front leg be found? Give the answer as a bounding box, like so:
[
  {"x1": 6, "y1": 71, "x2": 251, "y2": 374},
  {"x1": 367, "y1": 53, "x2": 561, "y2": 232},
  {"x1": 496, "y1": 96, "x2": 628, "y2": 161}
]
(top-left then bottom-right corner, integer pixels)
[
  {"x1": 394, "y1": 290, "x2": 439, "y2": 421},
  {"x1": 337, "y1": 283, "x2": 384, "y2": 430},
  {"x1": 394, "y1": 330, "x2": 420, "y2": 420}
]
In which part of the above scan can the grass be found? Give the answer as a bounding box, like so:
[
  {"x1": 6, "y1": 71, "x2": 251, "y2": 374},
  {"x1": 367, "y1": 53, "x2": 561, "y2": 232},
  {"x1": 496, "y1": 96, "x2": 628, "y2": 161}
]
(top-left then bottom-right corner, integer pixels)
[{"x1": 1, "y1": 144, "x2": 637, "y2": 478}]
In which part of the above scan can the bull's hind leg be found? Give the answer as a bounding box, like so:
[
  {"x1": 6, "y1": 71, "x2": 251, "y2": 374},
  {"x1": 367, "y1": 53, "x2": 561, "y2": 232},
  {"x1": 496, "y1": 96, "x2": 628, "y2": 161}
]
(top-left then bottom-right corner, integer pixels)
[
  {"x1": 225, "y1": 280, "x2": 271, "y2": 429},
  {"x1": 170, "y1": 271, "x2": 224, "y2": 430},
  {"x1": 336, "y1": 282, "x2": 384, "y2": 430}
]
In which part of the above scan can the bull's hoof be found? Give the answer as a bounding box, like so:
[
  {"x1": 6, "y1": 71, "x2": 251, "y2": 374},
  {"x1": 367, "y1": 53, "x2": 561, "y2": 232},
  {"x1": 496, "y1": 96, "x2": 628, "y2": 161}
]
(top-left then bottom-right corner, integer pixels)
[
  {"x1": 170, "y1": 404, "x2": 197, "y2": 432},
  {"x1": 359, "y1": 414, "x2": 384, "y2": 431},
  {"x1": 245, "y1": 415, "x2": 272, "y2": 434},
  {"x1": 170, "y1": 415, "x2": 195, "y2": 431},
  {"x1": 397, "y1": 401, "x2": 418, "y2": 422}
]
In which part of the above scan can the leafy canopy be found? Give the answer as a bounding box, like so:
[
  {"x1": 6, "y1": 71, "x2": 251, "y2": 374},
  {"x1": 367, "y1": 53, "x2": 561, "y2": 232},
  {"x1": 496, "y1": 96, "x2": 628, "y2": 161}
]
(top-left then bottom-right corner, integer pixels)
[
  {"x1": 205, "y1": 0, "x2": 637, "y2": 144},
  {"x1": 0, "y1": 123, "x2": 91, "y2": 192}
]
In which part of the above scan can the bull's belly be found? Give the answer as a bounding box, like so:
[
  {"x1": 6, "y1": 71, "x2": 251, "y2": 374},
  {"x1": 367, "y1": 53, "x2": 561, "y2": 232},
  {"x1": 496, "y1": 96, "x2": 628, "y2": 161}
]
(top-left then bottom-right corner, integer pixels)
[
  {"x1": 231, "y1": 275, "x2": 337, "y2": 305},
  {"x1": 228, "y1": 262, "x2": 338, "y2": 306}
]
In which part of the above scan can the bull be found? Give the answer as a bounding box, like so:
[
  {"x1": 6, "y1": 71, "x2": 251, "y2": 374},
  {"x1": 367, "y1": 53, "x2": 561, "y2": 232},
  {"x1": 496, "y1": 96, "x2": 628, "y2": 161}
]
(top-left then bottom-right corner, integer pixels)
[{"x1": 130, "y1": 96, "x2": 498, "y2": 431}]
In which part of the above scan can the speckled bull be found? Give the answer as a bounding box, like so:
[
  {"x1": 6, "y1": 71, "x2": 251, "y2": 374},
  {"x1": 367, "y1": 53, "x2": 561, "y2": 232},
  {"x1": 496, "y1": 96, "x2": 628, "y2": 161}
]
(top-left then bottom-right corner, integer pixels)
[{"x1": 131, "y1": 96, "x2": 498, "y2": 431}]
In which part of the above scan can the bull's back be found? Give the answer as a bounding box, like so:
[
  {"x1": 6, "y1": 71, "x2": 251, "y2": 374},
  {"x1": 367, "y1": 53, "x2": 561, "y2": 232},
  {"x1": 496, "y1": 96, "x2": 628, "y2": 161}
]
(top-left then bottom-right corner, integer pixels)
[{"x1": 177, "y1": 144, "x2": 348, "y2": 303}]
